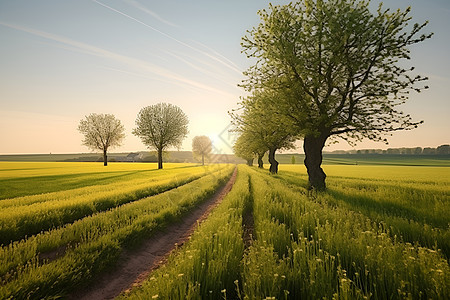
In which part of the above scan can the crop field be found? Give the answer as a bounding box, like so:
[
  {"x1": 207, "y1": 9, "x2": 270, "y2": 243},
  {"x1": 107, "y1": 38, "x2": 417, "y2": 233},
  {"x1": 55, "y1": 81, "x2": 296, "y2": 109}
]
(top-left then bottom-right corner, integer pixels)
[
  {"x1": 122, "y1": 164, "x2": 449, "y2": 299},
  {"x1": 0, "y1": 162, "x2": 449, "y2": 299},
  {"x1": 0, "y1": 162, "x2": 234, "y2": 299}
]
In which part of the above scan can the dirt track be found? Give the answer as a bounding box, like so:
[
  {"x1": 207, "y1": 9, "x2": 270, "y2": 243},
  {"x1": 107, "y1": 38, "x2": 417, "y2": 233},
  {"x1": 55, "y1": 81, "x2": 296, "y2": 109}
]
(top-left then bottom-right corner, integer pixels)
[{"x1": 69, "y1": 167, "x2": 237, "y2": 300}]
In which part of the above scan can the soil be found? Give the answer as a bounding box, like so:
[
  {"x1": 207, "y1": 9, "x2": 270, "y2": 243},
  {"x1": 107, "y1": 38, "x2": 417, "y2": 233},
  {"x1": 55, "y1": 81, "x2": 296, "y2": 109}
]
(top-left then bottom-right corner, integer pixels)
[
  {"x1": 69, "y1": 167, "x2": 237, "y2": 300},
  {"x1": 242, "y1": 209, "x2": 255, "y2": 249}
]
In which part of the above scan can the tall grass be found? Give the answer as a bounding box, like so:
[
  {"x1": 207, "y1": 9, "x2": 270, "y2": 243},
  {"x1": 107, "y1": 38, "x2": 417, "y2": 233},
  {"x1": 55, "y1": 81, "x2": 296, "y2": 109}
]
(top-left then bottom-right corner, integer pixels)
[
  {"x1": 0, "y1": 166, "x2": 234, "y2": 299},
  {"x1": 275, "y1": 165, "x2": 450, "y2": 258},
  {"x1": 0, "y1": 165, "x2": 217, "y2": 245},
  {"x1": 0, "y1": 162, "x2": 195, "y2": 199},
  {"x1": 242, "y1": 167, "x2": 449, "y2": 299},
  {"x1": 120, "y1": 165, "x2": 250, "y2": 299}
]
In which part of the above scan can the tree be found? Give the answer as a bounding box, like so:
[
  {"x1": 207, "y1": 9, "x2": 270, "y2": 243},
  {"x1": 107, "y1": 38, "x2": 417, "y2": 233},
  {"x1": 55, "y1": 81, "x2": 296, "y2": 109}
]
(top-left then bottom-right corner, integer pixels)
[
  {"x1": 256, "y1": 149, "x2": 267, "y2": 169},
  {"x1": 241, "y1": 0, "x2": 432, "y2": 189},
  {"x1": 77, "y1": 113, "x2": 125, "y2": 166},
  {"x1": 231, "y1": 89, "x2": 297, "y2": 174},
  {"x1": 192, "y1": 135, "x2": 212, "y2": 165},
  {"x1": 437, "y1": 144, "x2": 450, "y2": 155},
  {"x1": 133, "y1": 103, "x2": 189, "y2": 169},
  {"x1": 233, "y1": 133, "x2": 255, "y2": 166}
]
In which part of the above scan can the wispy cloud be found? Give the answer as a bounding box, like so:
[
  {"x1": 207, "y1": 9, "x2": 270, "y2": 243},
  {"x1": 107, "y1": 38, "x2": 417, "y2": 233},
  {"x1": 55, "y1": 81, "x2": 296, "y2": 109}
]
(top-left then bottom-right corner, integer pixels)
[
  {"x1": 0, "y1": 21, "x2": 236, "y2": 98},
  {"x1": 93, "y1": 0, "x2": 242, "y2": 75},
  {"x1": 125, "y1": 0, "x2": 178, "y2": 28},
  {"x1": 193, "y1": 40, "x2": 241, "y2": 71},
  {"x1": 166, "y1": 50, "x2": 237, "y2": 88}
]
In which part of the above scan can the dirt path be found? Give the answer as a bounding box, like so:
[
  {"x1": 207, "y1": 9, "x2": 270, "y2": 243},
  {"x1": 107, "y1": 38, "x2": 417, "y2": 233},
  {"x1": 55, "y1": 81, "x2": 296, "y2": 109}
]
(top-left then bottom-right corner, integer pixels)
[{"x1": 69, "y1": 167, "x2": 237, "y2": 300}]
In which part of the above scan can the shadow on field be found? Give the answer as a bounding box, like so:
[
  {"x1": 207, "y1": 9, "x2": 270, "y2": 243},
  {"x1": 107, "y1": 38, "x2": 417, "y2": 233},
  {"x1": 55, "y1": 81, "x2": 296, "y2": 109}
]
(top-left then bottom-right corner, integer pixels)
[
  {"x1": 326, "y1": 189, "x2": 435, "y2": 226},
  {"x1": 0, "y1": 165, "x2": 200, "y2": 199}
]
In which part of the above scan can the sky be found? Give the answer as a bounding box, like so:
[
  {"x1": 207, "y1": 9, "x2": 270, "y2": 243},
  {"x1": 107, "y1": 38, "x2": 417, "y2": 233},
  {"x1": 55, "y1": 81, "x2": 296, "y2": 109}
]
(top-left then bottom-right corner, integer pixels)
[{"x1": 0, "y1": 0, "x2": 449, "y2": 155}]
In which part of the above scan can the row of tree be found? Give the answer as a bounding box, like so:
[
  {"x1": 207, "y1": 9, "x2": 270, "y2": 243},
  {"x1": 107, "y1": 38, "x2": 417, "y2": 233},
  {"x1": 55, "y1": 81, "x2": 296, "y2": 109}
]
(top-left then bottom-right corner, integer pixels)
[
  {"x1": 231, "y1": 0, "x2": 432, "y2": 190},
  {"x1": 78, "y1": 103, "x2": 212, "y2": 168}
]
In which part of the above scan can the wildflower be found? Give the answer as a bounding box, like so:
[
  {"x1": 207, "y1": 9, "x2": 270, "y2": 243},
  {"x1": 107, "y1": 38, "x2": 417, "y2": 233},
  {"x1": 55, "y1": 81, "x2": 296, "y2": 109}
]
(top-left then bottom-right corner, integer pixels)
[
  {"x1": 152, "y1": 295, "x2": 159, "y2": 299},
  {"x1": 178, "y1": 273, "x2": 184, "y2": 277}
]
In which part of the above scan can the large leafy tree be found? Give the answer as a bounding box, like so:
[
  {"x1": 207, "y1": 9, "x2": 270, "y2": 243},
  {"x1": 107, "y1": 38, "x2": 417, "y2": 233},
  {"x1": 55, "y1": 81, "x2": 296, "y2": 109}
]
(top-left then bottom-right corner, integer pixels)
[
  {"x1": 192, "y1": 135, "x2": 212, "y2": 166},
  {"x1": 133, "y1": 103, "x2": 189, "y2": 169},
  {"x1": 78, "y1": 113, "x2": 125, "y2": 166},
  {"x1": 241, "y1": 0, "x2": 432, "y2": 189},
  {"x1": 232, "y1": 89, "x2": 297, "y2": 174}
]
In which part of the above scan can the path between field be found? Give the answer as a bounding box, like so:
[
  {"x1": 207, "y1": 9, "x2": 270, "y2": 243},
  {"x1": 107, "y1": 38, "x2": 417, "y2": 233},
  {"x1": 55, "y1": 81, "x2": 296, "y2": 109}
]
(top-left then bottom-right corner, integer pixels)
[{"x1": 70, "y1": 167, "x2": 237, "y2": 300}]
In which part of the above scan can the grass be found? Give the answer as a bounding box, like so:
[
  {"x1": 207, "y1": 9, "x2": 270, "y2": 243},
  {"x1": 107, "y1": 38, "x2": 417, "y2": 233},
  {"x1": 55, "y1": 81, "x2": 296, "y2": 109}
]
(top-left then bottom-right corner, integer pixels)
[
  {"x1": 0, "y1": 164, "x2": 234, "y2": 299},
  {"x1": 263, "y1": 153, "x2": 450, "y2": 166},
  {"x1": 277, "y1": 164, "x2": 450, "y2": 258},
  {"x1": 0, "y1": 162, "x2": 195, "y2": 199},
  {"x1": 0, "y1": 165, "x2": 212, "y2": 245},
  {"x1": 122, "y1": 164, "x2": 449, "y2": 299},
  {"x1": 243, "y1": 166, "x2": 449, "y2": 299},
  {"x1": 1, "y1": 161, "x2": 448, "y2": 299},
  {"x1": 119, "y1": 165, "x2": 250, "y2": 299}
]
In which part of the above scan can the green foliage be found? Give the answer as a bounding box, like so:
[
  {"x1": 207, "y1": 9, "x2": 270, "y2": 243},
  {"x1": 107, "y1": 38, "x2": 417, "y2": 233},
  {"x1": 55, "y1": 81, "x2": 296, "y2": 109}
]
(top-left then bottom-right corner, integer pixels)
[
  {"x1": 231, "y1": 89, "x2": 299, "y2": 173},
  {"x1": 233, "y1": 132, "x2": 256, "y2": 163},
  {"x1": 242, "y1": 0, "x2": 432, "y2": 142},
  {"x1": 240, "y1": 0, "x2": 432, "y2": 188}
]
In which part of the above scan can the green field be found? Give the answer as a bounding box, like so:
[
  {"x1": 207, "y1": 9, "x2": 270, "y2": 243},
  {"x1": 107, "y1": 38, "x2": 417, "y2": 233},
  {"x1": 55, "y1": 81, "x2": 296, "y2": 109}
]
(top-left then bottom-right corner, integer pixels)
[
  {"x1": 2, "y1": 152, "x2": 449, "y2": 167},
  {"x1": 0, "y1": 162, "x2": 449, "y2": 299},
  {"x1": 274, "y1": 153, "x2": 450, "y2": 166}
]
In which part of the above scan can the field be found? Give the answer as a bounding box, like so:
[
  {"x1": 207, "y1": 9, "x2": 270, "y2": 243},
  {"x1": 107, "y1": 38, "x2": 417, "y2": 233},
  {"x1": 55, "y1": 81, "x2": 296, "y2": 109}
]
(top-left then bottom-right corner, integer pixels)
[{"x1": 0, "y1": 161, "x2": 449, "y2": 299}]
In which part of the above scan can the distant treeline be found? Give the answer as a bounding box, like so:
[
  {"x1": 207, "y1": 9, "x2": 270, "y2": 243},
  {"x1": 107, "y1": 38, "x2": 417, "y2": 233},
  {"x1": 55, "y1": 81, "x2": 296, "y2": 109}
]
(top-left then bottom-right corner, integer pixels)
[
  {"x1": 326, "y1": 144, "x2": 449, "y2": 155},
  {"x1": 0, "y1": 151, "x2": 245, "y2": 164}
]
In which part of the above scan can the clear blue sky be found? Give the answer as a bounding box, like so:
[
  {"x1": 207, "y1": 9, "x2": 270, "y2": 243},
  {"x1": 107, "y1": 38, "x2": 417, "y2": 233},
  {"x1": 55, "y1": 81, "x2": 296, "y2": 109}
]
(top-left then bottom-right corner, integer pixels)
[{"x1": 0, "y1": 0, "x2": 449, "y2": 154}]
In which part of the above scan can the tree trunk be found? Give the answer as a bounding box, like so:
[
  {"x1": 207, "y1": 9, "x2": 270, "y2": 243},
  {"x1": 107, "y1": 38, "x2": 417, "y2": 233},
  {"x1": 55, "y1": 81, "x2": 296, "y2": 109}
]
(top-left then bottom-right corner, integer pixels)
[
  {"x1": 268, "y1": 147, "x2": 278, "y2": 174},
  {"x1": 202, "y1": 154, "x2": 204, "y2": 166},
  {"x1": 157, "y1": 149, "x2": 163, "y2": 169},
  {"x1": 303, "y1": 134, "x2": 328, "y2": 190},
  {"x1": 246, "y1": 158, "x2": 254, "y2": 166},
  {"x1": 257, "y1": 153, "x2": 264, "y2": 169},
  {"x1": 103, "y1": 149, "x2": 107, "y2": 166}
]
